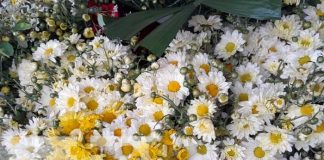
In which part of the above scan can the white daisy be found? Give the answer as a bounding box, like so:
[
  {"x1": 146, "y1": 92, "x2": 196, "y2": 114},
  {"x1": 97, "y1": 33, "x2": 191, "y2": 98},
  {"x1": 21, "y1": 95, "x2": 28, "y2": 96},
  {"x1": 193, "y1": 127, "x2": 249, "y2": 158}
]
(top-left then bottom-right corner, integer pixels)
[
  {"x1": 187, "y1": 96, "x2": 217, "y2": 119},
  {"x1": 220, "y1": 138, "x2": 246, "y2": 160},
  {"x1": 188, "y1": 143, "x2": 219, "y2": 160},
  {"x1": 1, "y1": 129, "x2": 27, "y2": 154},
  {"x1": 158, "y1": 51, "x2": 187, "y2": 69},
  {"x1": 188, "y1": 15, "x2": 222, "y2": 32},
  {"x1": 197, "y1": 70, "x2": 231, "y2": 99},
  {"x1": 242, "y1": 140, "x2": 275, "y2": 160},
  {"x1": 256, "y1": 126, "x2": 296, "y2": 153},
  {"x1": 227, "y1": 115, "x2": 263, "y2": 139},
  {"x1": 33, "y1": 39, "x2": 67, "y2": 62},
  {"x1": 14, "y1": 136, "x2": 45, "y2": 159},
  {"x1": 236, "y1": 62, "x2": 262, "y2": 85},
  {"x1": 215, "y1": 30, "x2": 245, "y2": 59},
  {"x1": 231, "y1": 82, "x2": 254, "y2": 103},
  {"x1": 291, "y1": 29, "x2": 322, "y2": 50},
  {"x1": 191, "y1": 53, "x2": 211, "y2": 75},
  {"x1": 56, "y1": 84, "x2": 85, "y2": 114},
  {"x1": 167, "y1": 30, "x2": 195, "y2": 53},
  {"x1": 273, "y1": 15, "x2": 301, "y2": 40},
  {"x1": 190, "y1": 118, "x2": 215, "y2": 143},
  {"x1": 156, "y1": 65, "x2": 189, "y2": 105},
  {"x1": 287, "y1": 103, "x2": 320, "y2": 126}
]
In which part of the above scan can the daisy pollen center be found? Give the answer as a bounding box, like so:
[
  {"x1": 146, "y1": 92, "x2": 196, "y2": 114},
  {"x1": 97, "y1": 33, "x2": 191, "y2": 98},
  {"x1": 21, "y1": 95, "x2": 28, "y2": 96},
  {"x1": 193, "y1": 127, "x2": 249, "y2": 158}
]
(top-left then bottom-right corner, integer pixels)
[
  {"x1": 253, "y1": 147, "x2": 265, "y2": 158},
  {"x1": 196, "y1": 104, "x2": 209, "y2": 117},
  {"x1": 225, "y1": 42, "x2": 236, "y2": 53},
  {"x1": 168, "y1": 81, "x2": 181, "y2": 92}
]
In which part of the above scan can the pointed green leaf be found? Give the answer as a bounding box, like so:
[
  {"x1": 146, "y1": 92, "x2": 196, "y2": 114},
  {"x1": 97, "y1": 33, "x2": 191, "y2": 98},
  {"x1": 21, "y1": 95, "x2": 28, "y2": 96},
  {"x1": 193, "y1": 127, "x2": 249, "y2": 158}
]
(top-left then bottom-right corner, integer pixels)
[
  {"x1": 12, "y1": 21, "x2": 32, "y2": 31},
  {"x1": 0, "y1": 42, "x2": 14, "y2": 57},
  {"x1": 138, "y1": 5, "x2": 195, "y2": 57},
  {"x1": 105, "y1": 7, "x2": 184, "y2": 40},
  {"x1": 202, "y1": 0, "x2": 282, "y2": 20}
]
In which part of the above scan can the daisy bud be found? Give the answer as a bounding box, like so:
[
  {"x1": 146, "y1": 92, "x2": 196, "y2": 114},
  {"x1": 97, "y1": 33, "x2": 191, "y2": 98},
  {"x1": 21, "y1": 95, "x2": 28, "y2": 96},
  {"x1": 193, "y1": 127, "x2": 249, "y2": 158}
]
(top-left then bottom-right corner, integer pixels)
[
  {"x1": 76, "y1": 42, "x2": 86, "y2": 51},
  {"x1": 121, "y1": 83, "x2": 132, "y2": 92},
  {"x1": 151, "y1": 92, "x2": 157, "y2": 98},
  {"x1": 147, "y1": 54, "x2": 156, "y2": 62},
  {"x1": 177, "y1": 118, "x2": 186, "y2": 125},
  {"x1": 0, "y1": 108, "x2": 4, "y2": 118},
  {"x1": 183, "y1": 81, "x2": 189, "y2": 87},
  {"x1": 301, "y1": 126, "x2": 312, "y2": 135},
  {"x1": 293, "y1": 79, "x2": 303, "y2": 88},
  {"x1": 1, "y1": 35, "x2": 10, "y2": 42},
  {"x1": 50, "y1": 93, "x2": 57, "y2": 98},
  {"x1": 187, "y1": 64, "x2": 194, "y2": 70},
  {"x1": 310, "y1": 117, "x2": 319, "y2": 125},
  {"x1": 133, "y1": 134, "x2": 140, "y2": 141},
  {"x1": 141, "y1": 6, "x2": 147, "y2": 10},
  {"x1": 317, "y1": 56, "x2": 324, "y2": 63},
  {"x1": 0, "y1": 86, "x2": 10, "y2": 95},
  {"x1": 31, "y1": 76, "x2": 38, "y2": 83},
  {"x1": 302, "y1": 21, "x2": 311, "y2": 29},
  {"x1": 189, "y1": 114, "x2": 197, "y2": 121},
  {"x1": 192, "y1": 88, "x2": 200, "y2": 97},
  {"x1": 292, "y1": 36, "x2": 298, "y2": 42},
  {"x1": 82, "y1": 14, "x2": 91, "y2": 22},
  {"x1": 315, "y1": 153, "x2": 322, "y2": 160},
  {"x1": 123, "y1": 56, "x2": 132, "y2": 65},
  {"x1": 83, "y1": 27, "x2": 94, "y2": 38},
  {"x1": 115, "y1": 73, "x2": 123, "y2": 82},
  {"x1": 151, "y1": 62, "x2": 160, "y2": 70},
  {"x1": 180, "y1": 67, "x2": 188, "y2": 75},
  {"x1": 231, "y1": 72, "x2": 238, "y2": 79},
  {"x1": 95, "y1": 120, "x2": 102, "y2": 128},
  {"x1": 218, "y1": 93, "x2": 228, "y2": 104},
  {"x1": 131, "y1": 36, "x2": 138, "y2": 46}
]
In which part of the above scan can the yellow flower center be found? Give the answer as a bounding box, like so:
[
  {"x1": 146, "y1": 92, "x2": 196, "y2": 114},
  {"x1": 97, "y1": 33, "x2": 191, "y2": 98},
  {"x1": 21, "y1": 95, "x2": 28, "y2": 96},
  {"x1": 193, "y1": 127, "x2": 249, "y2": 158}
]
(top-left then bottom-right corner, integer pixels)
[
  {"x1": 240, "y1": 73, "x2": 252, "y2": 83},
  {"x1": 167, "y1": 81, "x2": 181, "y2": 92},
  {"x1": 196, "y1": 104, "x2": 209, "y2": 117},
  {"x1": 67, "y1": 97, "x2": 76, "y2": 108},
  {"x1": 197, "y1": 145, "x2": 207, "y2": 155},
  {"x1": 253, "y1": 147, "x2": 265, "y2": 158},
  {"x1": 152, "y1": 97, "x2": 163, "y2": 105},
  {"x1": 225, "y1": 42, "x2": 236, "y2": 53},
  {"x1": 199, "y1": 64, "x2": 210, "y2": 74},
  {"x1": 125, "y1": 118, "x2": 132, "y2": 127},
  {"x1": 299, "y1": 39, "x2": 312, "y2": 48},
  {"x1": 101, "y1": 111, "x2": 117, "y2": 123},
  {"x1": 86, "y1": 99, "x2": 98, "y2": 110},
  {"x1": 44, "y1": 48, "x2": 54, "y2": 56},
  {"x1": 243, "y1": 124, "x2": 250, "y2": 129},
  {"x1": 300, "y1": 104, "x2": 314, "y2": 116},
  {"x1": 252, "y1": 105, "x2": 259, "y2": 114},
  {"x1": 184, "y1": 126, "x2": 193, "y2": 136},
  {"x1": 282, "y1": 22, "x2": 290, "y2": 30},
  {"x1": 311, "y1": 83, "x2": 321, "y2": 92},
  {"x1": 121, "y1": 145, "x2": 134, "y2": 156},
  {"x1": 315, "y1": 122, "x2": 324, "y2": 133},
  {"x1": 10, "y1": 135, "x2": 20, "y2": 145},
  {"x1": 238, "y1": 93, "x2": 249, "y2": 102},
  {"x1": 139, "y1": 124, "x2": 151, "y2": 136},
  {"x1": 269, "y1": 132, "x2": 282, "y2": 144},
  {"x1": 83, "y1": 86, "x2": 95, "y2": 93},
  {"x1": 316, "y1": 9, "x2": 324, "y2": 16},
  {"x1": 268, "y1": 47, "x2": 278, "y2": 53},
  {"x1": 206, "y1": 84, "x2": 219, "y2": 97},
  {"x1": 67, "y1": 54, "x2": 76, "y2": 62},
  {"x1": 114, "y1": 128, "x2": 122, "y2": 137},
  {"x1": 227, "y1": 149, "x2": 236, "y2": 157},
  {"x1": 298, "y1": 55, "x2": 311, "y2": 66},
  {"x1": 153, "y1": 111, "x2": 164, "y2": 121},
  {"x1": 168, "y1": 60, "x2": 179, "y2": 66},
  {"x1": 49, "y1": 98, "x2": 56, "y2": 107},
  {"x1": 177, "y1": 148, "x2": 189, "y2": 160}
]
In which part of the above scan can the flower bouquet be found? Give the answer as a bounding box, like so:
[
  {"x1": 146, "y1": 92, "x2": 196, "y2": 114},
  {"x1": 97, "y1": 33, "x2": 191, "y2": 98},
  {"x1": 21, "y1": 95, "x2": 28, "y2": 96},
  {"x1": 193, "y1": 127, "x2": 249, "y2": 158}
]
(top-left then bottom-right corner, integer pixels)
[{"x1": 0, "y1": 0, "x2": 323, "y2": 160}]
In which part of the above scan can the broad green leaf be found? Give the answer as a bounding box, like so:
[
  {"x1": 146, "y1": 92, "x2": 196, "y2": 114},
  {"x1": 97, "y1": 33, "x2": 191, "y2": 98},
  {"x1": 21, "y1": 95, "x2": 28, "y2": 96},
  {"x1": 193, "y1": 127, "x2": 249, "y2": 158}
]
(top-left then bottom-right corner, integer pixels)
[
  {"x1": 105, "y1": 7, "x2": 184, "y2": 40},
  {"x1": 202, "y1": 0, "x2": 282, "y2": 20},
  {"x1": 12, "y1": 21, "x2": 32, "y2": 31},
  {"x1": 138, "y1": 5, "x2": 195, "y2": 57},
  {"x1": 0, "y1": 42, "x2": 14, "y2": 57}
]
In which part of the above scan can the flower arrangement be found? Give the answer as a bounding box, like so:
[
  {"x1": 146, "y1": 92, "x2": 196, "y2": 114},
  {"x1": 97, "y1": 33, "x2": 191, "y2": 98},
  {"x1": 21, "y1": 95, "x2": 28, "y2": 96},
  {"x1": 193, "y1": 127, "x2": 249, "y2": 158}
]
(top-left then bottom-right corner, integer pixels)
[{"x1": 0, "y1": 0, "x2": 324, "y2": 160}]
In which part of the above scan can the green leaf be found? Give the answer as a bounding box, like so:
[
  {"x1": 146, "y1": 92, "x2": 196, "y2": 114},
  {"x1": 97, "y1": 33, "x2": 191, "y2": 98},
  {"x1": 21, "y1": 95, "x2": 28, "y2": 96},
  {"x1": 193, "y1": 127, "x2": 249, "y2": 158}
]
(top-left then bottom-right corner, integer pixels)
[
  {"x1": 0, "y1": 42, "x2": 14, "y2": 57},
  {"x1": 12, "y1": 21, "x2": 32, "y2": 31},
  {"x1": 105, "y1": 7, "x2": 184, "y2": 40},
  {"x1": 202, "y1": 0, "x2": 282, "y2": 20},
  {"x1": 138, "y1": 5, "x2": 195, "y2": 57}
]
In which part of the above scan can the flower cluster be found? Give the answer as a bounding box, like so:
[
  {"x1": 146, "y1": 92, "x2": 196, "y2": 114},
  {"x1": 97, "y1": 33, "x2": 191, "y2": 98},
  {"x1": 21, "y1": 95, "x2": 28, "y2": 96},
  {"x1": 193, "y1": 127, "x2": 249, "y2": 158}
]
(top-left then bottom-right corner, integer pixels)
[{"x1": 0, "y1": 1, "x2": 324, "y2": 160}]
